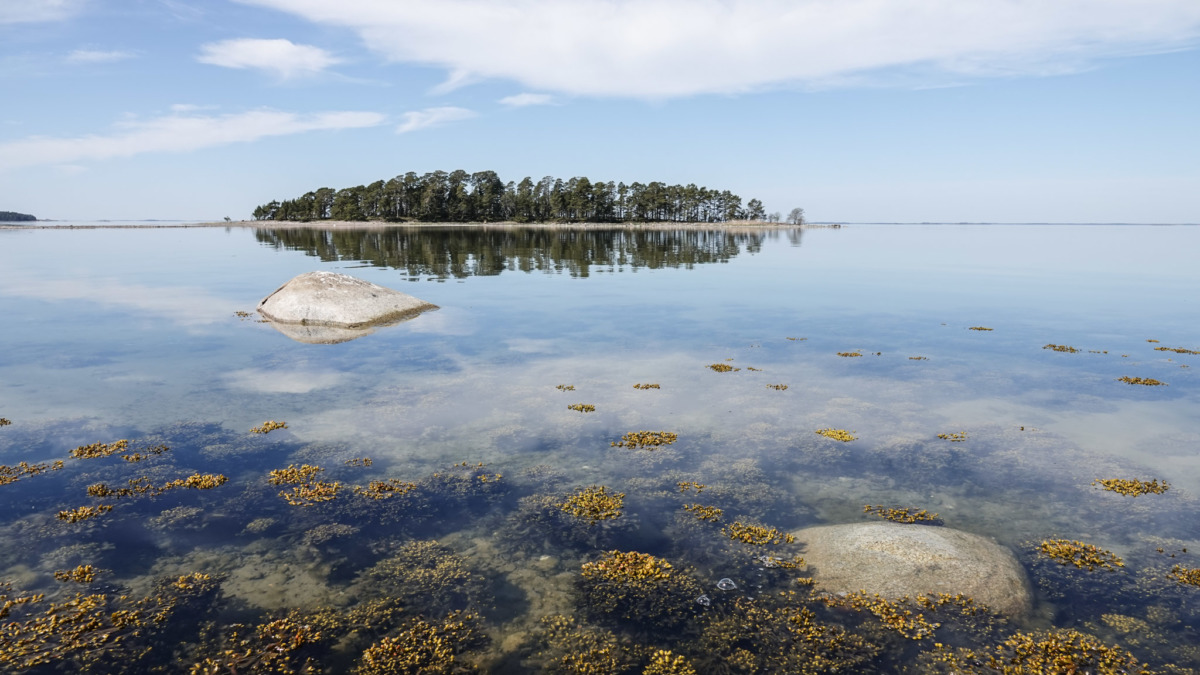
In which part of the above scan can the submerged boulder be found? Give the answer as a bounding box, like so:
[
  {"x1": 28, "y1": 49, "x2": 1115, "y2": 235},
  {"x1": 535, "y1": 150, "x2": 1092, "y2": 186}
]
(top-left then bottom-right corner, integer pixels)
[
  {"x1": 257, "y1": 271, "x2": 437, "y2": 331},
  {"x1": 793, "y1": 522, "x2": 1032, "y2": 616}
]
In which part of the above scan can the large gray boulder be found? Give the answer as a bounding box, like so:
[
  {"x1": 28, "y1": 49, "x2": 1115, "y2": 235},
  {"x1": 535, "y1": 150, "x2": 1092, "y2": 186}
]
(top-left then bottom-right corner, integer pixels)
[
  {"x1": 793, "y1": 522, "x2": 1031, "y2": 616},
  {"x1": 257, "y1": 271, "x2": 437, "y2": 331}
]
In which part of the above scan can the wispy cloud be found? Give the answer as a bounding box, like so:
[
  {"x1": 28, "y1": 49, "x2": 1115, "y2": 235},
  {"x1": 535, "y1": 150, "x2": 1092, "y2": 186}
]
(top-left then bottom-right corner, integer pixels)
[
  {"x1": 238, "y1": 0, "x2": 1200, "y2": 98},
  {"x1": 197, "y1": 38, "x2": 340, "y2": 79},
  {"x1": 499, "y1": 93, "x2": 556, "y2": 107},
  {"x1": 395, "y1": 106, "x2": 475, "y2": 134},
  {"x1": 66, "y1": 49, "x2": 135, "y2": 64},
  {"x1": 0, "y1": 0, "x2": 85, "y2": 24},
  {"x1": 0, "y1": 109, "x2": 385, "y2": 170}
]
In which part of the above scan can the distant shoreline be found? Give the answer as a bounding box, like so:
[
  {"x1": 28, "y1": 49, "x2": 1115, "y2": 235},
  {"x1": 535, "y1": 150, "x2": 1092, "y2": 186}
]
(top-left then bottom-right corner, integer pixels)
[{"x1": 2, "y1": 219, "x2": 826, "y2": 231}]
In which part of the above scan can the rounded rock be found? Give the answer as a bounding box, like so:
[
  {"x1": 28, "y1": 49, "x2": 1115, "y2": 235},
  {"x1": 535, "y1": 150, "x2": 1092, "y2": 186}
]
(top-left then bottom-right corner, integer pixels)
[
  {"x1": 257, "y1": 271, "x2": 438, "y2": 329},
  {"x1": 793, "y1": 522, "x2": 1032, "y2": 616}
]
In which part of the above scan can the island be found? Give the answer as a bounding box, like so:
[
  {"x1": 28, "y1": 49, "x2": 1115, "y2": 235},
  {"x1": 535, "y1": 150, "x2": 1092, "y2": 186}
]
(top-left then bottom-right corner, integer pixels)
[
  {"x1": 252, "y1": 169, "x2": 770, "y2": 224},
  {"x1": 0, "y1": 211, "x2": 36, "y2": 222}
]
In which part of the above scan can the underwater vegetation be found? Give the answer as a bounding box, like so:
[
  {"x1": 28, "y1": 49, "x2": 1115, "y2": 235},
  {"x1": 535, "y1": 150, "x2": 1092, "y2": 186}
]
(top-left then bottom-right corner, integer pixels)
[
  {"x1": 766, "y1": 384, "x2": 789, "y2": 390},
  {"x1": 0, "y1": 459, "x2": 65, "y2": 486},
  {"x1": 558, "y1": 485, "x2": 625, "y2": 523},
  {"x1": 353, "y1": 479, "x2": 418, "y2": 500},
  {"x1": 723, "y1": 521, "x2": 795, "y2": 546},
  {"x1": 577, "y1": 550, "x2": 702, "y2": 629},
  {"x1": 936, "y1": 431, "x2": 969, "y2": 442},
  {"x1": 1117, "y1": 376, "x2": 1167, "y2": 386},
  {"x1": 555, "y1": 384, "x2": 575, "y2": 391},
  {"x1": 70, "y1": 439, "x2": 130, "y2": 459},
  {"x1": 706, "y1": 363, "x2": 738, "y2": 372},
  {"x1": 354, "y1": 612, "x2": 488, "y2": 675},
  {"x1": 53, "y1": 565, "x2": 97, "y2": 584},
  {"x1": 642, "y1": 649, "x2": 697, "y2": 675},
  {"x1": 676, "y1": 481, "x2": 706, "y2": 494},
  {"x1": 1167, "y1": 565, "x2": 1200, "y2": 587},
  {"x1": 681, "y1": 503, "x2": 722, "y2": 522},
  {"x1": 836, "y1": 351, "x2": 862, "y2": 357},
  {"x1": 610, "y1": 431, "x2": 678, "y2": 450},
  {"x1": 345, "y1": 457, "x2": 374, "y2": 466},
  {"x1": 863, "y1": 505, "x2": 942, "y2": 525},
  {"x1": 87, "y1": 472, "x2": 228, "y2": 499},
  {"x1": 1039, "y1": 539, "x2": 1125, "y2": 571},
  {"x1": 1044, "y1": 343, "x2": 1081, "y2": 353},
  {"x1": 632, "y1": 383, "x2": 660, "y2": 390},
  {"x1": 280, "y1": 481, "x2": 342, "y2": 506},
  {"x1": 566, "y1": 404, "x2": 596, "y2": 413},
  {"x1": 1154, "y1": 346, "x2": 1199, "y2": 355},
  {"x1": 924, "y1": 627, "x2": 1150, "y2": 674},
  {"x1": 250, "y1": 420, "x2": 288, "y2": 434},
  {"x1": 908, "y1": 356, "x2": 929, "y2": 360},
  {"x1": 55, "y1": 504, "x2": 113, "y2": 523},
  {"x1": 0, "y1": 418, "x2": 11, "y2": 426},
  {"x1": 1093, "y1": 478, "x2": 1170, "y2": 497},
  {"x1": 120, "y1": 443, "x2": 170, "y2": 463},
  {"x1": 358, "y1": 540, "x2": 493, "y2": 616},
  {"x1": 815, "y1": 428, "x2": 857, "y2": 442},
  {"x1": 968, "y1": 326, "x2": 994, "y2": 331}
]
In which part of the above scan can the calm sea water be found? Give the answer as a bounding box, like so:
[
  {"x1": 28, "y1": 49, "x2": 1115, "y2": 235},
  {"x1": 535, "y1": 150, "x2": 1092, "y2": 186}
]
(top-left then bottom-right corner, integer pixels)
[{"x1": 1, "y1": 223, "x2": 1197, "y2": 672}]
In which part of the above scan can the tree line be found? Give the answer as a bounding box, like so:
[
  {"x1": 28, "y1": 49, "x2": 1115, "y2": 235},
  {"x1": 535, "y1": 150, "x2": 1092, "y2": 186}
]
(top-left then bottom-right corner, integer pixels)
[
  {"x1": 0, "y1": 211, "x2": 36, "y2": 222},
  {"x1": 251, "y1": 170, "x2": 787, "y2": 224}
]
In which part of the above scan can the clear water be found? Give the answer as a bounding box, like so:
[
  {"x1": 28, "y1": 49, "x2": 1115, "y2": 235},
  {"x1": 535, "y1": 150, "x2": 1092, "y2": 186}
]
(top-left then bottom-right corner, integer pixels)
[{"x1": 1, "y1": 223, "x2": 1197, "y2": 672}]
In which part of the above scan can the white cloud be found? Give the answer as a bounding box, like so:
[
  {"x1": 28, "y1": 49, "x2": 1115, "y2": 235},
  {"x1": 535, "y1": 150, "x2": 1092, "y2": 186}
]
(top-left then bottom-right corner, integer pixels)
[
  {"x1": 0, "y1": 0, "x2": 84, "y2": 24},
  {"x1": 499, "y1": 92, "x2": 556, "y2": 107},
  {"x1": 224, "y1": 368, "x2": 347, "y2": 393},
  {"x1": 237, "y1": 0, "x2": 1200, "y2": 98},
  {"x1": 197, "y1": 38, "x2": 340, "y2": 79},
  {"x1": 66, "y1": 49, "x2": 135, "y2": 64},
  {"x1": 0, "y1": 109, "x2": 386, "y2": 170},
  {"x1": 395, "y1": 106, "x2": 476, "y2": 134}
]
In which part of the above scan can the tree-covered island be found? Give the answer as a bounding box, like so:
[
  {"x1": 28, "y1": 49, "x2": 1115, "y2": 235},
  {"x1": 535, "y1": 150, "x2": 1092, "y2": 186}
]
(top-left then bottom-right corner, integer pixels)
[
  {"x1": 0, "y1": 211, "x2": 36, "y2": 222},
  {"x1": 252, "y1": 170, "x2": 770, "y2": 223}
]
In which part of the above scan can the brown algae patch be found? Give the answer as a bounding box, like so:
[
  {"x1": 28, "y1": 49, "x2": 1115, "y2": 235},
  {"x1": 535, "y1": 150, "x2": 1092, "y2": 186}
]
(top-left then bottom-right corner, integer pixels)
[
  {"x1": 611, "y1": 430, "x2": 678, "y2": 450},
  {"x1": 279, "y1": 481, "x2": 342, "y2": 507},
  {"x1": 250, "y1": 420, "x2": 288, "y2": 434},
  {"x1": 555, "y1": 384, "x2": 575, "y2": 391},
  {"x1": 937, "y1": 431, "x2": 969, "y2": 442},
  {"x1": 56, "y1": 505, "x2": 114, "y2": 523},
  {"x1": 1154, "y1": 346, "x2": 1200, "y2": 355},
  {"x1": 1168, "y1": 565, "x2": 1200, "y2": 587},
  {"x1": 1, "y1": 460, "x2": 65, "y2": 486},
  {"x1": 352, "y1": 479, "x2": 417, "y2": 500},
  {"x1": 559, "y1": 485, "x2": 624, "y2": 523},
  {"x1": 821, "y1": 591, "x2": 939, "y2": 640},
  {"x1": 54, "y1": 565, "x2": 97, "y2": 584},
  {"x1": 70, "y1": 439, "x2": 130, "y2": 459},
  {"x1": 1044, "y1": 343, "x2": 1081, "y2": 353},
  {"x1": 707, "y1": 363, "x2": 739, "y2": 372},
  {"x1": 927, "y1": 628, "x2": 1148, "y2": 674},
  {"x1": 863, "y1": 505, "x2": 942, "y2": 525},
  {"x1": 836, "y1": 351, "x2": 862, "y2": 358},
  {"x1": 815, "y1": 428, "x2": 857, "y2": 442},
  {"x1": 0, "y1": 418, "x2": 11, "y2": 426},
  {"x1": 344, "y1": 457, "x2": 373, "y2": 466},
  {"x1": 968, "y1": 326, "x2": 994, "y2": 331},
  {"x1": 1117, "y1": 376, "x2": 1167, "y2": 386},
  {"x1": 1092, "y1": 478, "x2": 1169, "y2": 497},
  {"x1": 1147, "y1": 339, "x2": 1160, "y2": 343},
  {"x1": 785, "y1": 337, "x2": 806, "y2": 341},
  {"x1": 724, "y1": 521, "x2": 795, "y2": 546},
  {"x1": 566, "y1": 403, "x2": 596, "y2": 413},
  {"x1": 908, "y1": 356, "x2": 929, "y2": 360},
  {"x1": 1038, "y1": 539, "x2": 1125, "y2": 571},
  {"x1": 633, "y1": 383, "x2": 661, "y2": 390},
  {"x1": 677, "y1": 481, "x2": 706, "y2": 493},
  {"x1": 86, "y1": 473, "x2": 228, "y2": 499},
  {"x1": 766, "y1": 384, "x2": 789, "y2": 390},
  {"x1": 682, "y1": 504, "x2": 723, "y2": 522}
]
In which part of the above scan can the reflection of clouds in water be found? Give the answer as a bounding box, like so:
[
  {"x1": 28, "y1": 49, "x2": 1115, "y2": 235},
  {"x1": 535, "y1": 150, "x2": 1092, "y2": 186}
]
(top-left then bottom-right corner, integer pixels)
[
  {"x1": 506, "y1": 338, "x2": 559, "y2": 354},
  {"x1": 223, "y1": 368, "x2": 347, "y2": 394},
  {"x1": 0, "y1": 277, "x2": 232, "y2": 326},
  {"x1": 403, "y1": 307, "x2": 475, "y2": 336}
]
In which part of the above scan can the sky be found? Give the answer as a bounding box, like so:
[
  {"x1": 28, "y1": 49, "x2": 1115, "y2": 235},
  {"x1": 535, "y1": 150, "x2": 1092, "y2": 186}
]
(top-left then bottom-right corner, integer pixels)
[{"x1": 1, "y1": 0, "x2": 1198, "y2": 223}]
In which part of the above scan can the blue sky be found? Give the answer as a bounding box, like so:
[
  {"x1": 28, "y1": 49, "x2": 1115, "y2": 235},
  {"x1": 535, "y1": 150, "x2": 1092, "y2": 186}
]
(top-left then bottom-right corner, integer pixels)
[{"x1": 1, "y1": 0, "x2": 1198, "y2": 223}]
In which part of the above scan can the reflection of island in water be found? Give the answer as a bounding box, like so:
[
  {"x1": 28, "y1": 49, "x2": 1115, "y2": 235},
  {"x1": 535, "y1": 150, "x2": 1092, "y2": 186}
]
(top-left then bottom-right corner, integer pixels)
[{"x1": 255, "y1": 226, "x2": 802, "y2": 278}]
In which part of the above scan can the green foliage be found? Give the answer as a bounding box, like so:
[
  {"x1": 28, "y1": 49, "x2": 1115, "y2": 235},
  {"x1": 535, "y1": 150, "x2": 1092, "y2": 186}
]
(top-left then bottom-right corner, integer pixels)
[{"x1": 252, "y1": 170, "x2": 767, "y2": 223}]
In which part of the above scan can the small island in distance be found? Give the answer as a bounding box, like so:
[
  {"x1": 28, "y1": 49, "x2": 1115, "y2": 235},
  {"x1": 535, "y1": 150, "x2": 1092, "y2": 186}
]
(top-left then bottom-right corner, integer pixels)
[
  {"x1": 0, "y1": 211, "x2": 36, "y2": 222},
  {"x1": 252, "y1": 169, "x2": 795, "y2": 224}
]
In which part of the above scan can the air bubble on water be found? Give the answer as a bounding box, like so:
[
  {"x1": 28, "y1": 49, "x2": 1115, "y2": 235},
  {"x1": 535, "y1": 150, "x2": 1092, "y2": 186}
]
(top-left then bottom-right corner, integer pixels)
[
  {"x1": 716, "y1": 578, "x2": 737, "y2": 591},
  {"x1": 696, "y1": 594, "x2": 711, "y2": 606}
]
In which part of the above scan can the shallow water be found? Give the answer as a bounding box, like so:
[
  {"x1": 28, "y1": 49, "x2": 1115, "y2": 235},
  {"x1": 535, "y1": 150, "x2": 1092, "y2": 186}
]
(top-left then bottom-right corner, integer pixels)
[{"x1": 1, "y1": 223, "x2": 1198, "y2": 672}]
